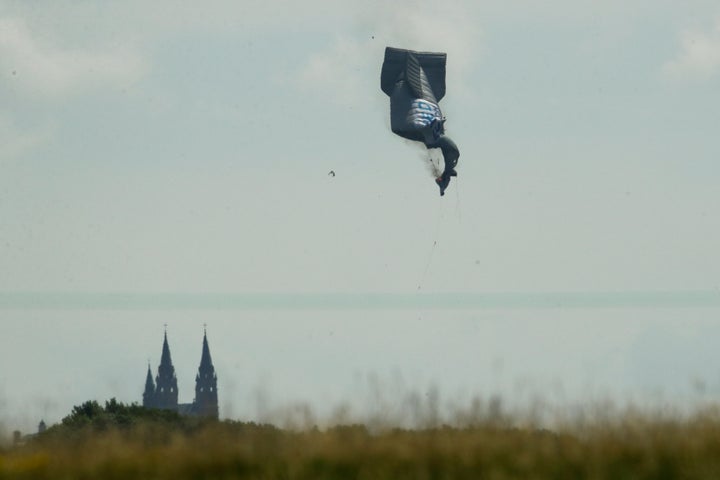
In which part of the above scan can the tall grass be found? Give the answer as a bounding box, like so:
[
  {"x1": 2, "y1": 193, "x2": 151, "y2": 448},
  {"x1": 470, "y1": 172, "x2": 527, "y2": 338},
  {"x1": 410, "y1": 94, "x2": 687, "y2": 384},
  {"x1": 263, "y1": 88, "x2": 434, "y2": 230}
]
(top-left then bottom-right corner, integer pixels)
[{"x1": 4, "y1": 405, "x2": 720, "y2": 479}]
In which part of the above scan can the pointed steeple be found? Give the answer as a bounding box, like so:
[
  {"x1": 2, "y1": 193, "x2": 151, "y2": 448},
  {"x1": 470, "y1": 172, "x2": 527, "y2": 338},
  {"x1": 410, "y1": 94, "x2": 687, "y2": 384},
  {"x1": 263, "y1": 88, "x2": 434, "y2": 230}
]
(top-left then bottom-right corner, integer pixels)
[
  {"x1": 154, "y1": 329, "x2": 178, "y2": 411},
  {"x1": 159, "y1": 330, "x2": 173, "y2": 372},
  {"x1": 199, "y1": 327, "x2": 213, "y2": 369},
  {"x1": 194, "y1": 327, "x2": 218, "y2": 419},
  {"x1": 143, "y1": 363, "x2": 155, "y2": 408}
]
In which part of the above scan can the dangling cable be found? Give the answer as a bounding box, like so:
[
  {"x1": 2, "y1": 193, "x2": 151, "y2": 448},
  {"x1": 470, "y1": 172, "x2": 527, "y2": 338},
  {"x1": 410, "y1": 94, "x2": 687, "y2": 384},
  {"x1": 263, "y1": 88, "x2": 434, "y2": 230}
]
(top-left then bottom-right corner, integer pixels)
[{"x1": 417, "y1": 200, "x2": 445, "y2": 290}]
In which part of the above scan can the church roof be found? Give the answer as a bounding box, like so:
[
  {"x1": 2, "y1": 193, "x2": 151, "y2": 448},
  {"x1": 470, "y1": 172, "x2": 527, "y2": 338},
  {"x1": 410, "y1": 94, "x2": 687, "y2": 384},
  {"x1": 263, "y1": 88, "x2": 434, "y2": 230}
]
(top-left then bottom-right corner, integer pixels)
[{"x1": 177, "y1": 403, "x2": 195, "y2": 416}]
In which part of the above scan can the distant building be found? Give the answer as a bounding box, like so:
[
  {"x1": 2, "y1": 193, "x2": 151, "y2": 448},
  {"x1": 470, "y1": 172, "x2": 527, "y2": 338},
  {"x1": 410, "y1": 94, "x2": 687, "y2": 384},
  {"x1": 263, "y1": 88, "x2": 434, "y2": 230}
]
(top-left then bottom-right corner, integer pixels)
[
  {"x1": 12, "y1": 421, "x2": 46, "y2": 446},
  {"x1": 143, "y1": 329, "x2": 218, "y2": 419}
]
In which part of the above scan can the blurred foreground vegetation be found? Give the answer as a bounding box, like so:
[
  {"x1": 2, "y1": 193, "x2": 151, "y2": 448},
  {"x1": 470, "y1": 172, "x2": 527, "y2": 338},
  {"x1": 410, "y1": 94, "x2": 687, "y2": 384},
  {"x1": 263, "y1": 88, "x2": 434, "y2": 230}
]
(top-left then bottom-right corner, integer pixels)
[{"x1": 4, "y1": 399, "x2": 720, "y2": 479}]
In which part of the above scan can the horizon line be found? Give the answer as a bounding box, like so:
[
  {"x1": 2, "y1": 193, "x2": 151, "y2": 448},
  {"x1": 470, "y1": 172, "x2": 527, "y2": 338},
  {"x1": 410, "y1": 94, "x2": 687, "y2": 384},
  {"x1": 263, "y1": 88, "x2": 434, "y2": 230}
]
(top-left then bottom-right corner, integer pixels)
[{"x1": 1, "y1": 290, "x2": 719, "y2": 310}]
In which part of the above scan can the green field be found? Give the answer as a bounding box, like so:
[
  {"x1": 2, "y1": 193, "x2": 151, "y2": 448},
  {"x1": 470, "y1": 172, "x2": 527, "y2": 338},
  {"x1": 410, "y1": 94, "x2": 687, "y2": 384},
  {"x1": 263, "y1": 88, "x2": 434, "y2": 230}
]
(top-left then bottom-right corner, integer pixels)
[{"x1": 4, "y1": 400, "x2": 720, "y2": 479}]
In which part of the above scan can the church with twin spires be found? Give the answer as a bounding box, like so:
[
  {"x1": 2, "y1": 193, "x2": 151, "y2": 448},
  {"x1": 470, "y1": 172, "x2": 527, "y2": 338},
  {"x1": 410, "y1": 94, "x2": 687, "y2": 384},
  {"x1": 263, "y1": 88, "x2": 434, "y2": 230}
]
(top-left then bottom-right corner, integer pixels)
[{"x1": 142, "y1": 329, "x2": 218, "y2": 419}]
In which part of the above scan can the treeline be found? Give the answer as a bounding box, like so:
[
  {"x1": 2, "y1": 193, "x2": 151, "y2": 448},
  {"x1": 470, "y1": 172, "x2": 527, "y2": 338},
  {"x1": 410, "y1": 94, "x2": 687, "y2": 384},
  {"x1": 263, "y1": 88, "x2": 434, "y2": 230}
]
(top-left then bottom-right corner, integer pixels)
[
  {"x1": 34, "y1": 398, "x2": 279, "y2": 445},
  {"x1": 4, "y1": 399, "x2": 720, "y2": 479},
  {"x1": 59, "y1": 398, "x2": 188, "y2": 429}
]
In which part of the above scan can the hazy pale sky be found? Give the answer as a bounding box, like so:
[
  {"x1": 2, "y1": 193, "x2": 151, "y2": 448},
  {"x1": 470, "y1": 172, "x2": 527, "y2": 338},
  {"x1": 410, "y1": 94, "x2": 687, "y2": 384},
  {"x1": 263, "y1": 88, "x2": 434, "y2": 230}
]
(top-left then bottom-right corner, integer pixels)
[{"x1": 1, "y1": 1, "x2": 720, "y2": 433}]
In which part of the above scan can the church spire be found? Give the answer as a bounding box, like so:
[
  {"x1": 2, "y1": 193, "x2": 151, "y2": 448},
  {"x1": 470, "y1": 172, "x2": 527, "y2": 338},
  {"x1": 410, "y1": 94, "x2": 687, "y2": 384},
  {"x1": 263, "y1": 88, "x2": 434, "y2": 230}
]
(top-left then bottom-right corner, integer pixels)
[
  {"x1": 143, "y1": 363, "x2": 155, "y2": 408},
  {"x1": 194, "y1": 327, "x2": 218, "y2": 419},
  {"x1": 199, "y1": 326, "x2": 213, "y2": 369},
  {"x1": 154, "y1": 329, "x2": 178, "y2": 411},
  {"x1": 160, "y1": 328, "x2": 172, "y2": 369}
]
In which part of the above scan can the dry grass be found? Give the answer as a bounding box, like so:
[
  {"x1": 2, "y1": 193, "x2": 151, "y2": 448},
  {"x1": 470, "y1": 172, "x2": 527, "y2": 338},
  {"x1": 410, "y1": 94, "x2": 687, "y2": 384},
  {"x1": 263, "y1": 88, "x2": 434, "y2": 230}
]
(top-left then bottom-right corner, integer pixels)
[{"x1": 4, "y1": 407, "x2": 720, "y2": 479}]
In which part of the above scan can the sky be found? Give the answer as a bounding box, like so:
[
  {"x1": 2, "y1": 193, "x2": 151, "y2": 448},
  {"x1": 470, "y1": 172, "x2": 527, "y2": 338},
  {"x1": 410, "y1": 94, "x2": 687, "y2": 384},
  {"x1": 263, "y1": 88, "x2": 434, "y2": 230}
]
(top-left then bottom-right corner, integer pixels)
[{"x1": 1, "y1": 1, "x2": 720, "y2": 433}]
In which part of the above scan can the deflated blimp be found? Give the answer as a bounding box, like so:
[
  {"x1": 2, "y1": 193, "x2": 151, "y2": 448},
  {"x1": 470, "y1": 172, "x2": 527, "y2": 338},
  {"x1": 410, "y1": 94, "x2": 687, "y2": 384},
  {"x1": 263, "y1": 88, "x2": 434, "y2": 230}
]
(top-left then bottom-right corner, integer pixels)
[{"x1": 381, "y1": 47, "x2": 460, "y2": 196}]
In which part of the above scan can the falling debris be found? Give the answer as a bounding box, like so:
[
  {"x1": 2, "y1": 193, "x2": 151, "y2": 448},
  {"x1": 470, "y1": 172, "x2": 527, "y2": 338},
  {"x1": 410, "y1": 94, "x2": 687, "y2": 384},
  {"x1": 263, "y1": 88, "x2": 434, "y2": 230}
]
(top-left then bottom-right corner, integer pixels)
[{"x1": 380, "y1": 47, "x2": 460, "y2": 196}]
